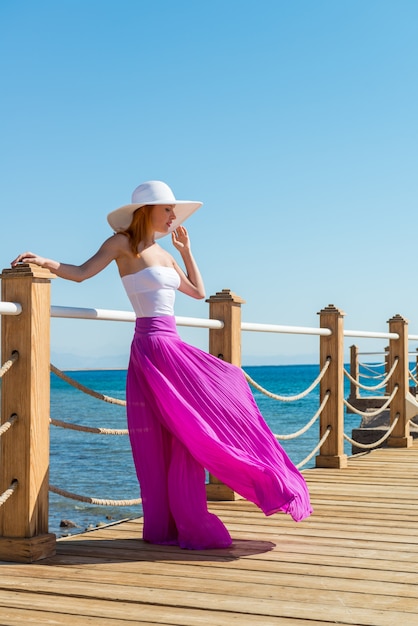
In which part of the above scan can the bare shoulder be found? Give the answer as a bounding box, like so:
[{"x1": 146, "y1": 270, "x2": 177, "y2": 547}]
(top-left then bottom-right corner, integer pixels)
[{"x1": 101, "y1": 233, "x2": 130, "y2": 254}]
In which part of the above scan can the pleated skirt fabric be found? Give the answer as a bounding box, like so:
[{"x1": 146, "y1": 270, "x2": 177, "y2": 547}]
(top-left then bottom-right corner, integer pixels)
[{"x1": 126, "y1": 315, "x2": 312, "y2": 549}]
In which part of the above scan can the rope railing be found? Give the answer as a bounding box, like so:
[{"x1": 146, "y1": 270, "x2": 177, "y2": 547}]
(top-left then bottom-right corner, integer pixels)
[
  {"x1": 344, "y1": 358, "x2": 398, "y2": 392},
  {"x1": 343, "y1": 385, "x2": 399, "y2": 418},
  {"x1": 47, "y1": 329, "x2": 406, "y2": 500},
  {"x1": 243, "y1": 357, "x2": 331, "y2": 402},
  {"x1": 49, "y1": 367, "x2": 132, "y2": 505},
  {"x1": 0, "y1": 414, "x2": 18, "y2": 438},
  {"x1": 409, "y1": 370, "x2": 418, "y2": 386},
  {"x1": 49, "y1": 360, "x2": 332, "y2": 506},
  {"x1": 49, "y1": 484, "x2": 141, "y2": 507},
  {"x1": 50, "y1": 417, "x2": 128, "y2": 435},
  {"x1": 274, "y1": 392, "x2": 330, "y2": 441},
  {"x1": 343, "y1": 414, "x2": 400, "y2": 450},
  {"x1": 48, "y1": 363, "x2": 137, "y2": 507},
  {"x1": 50, "y1": 364, "x2": 126, "y2": 406},
  {"x1": 358, "y1": 365, "x2": 386, "y2": 379},
  {"x1": 0, "y1": 350, "x2": 19, "y2": 378},
  {"x1": 359, "y1": 361, "x2": 387, "y2": 371},
  {"x1": 357, "y1": 372, "x2": 386, "y2": 380},
  {"x1": 0, "y1": 358, "x2": 18, "y2": 504},
  {"x1": 0, "y1": 479, "x2": 18, "y2": 507},
  {"x1": 48, "y1": 357, "x2": 332, "y2": 513},
  {"x1": 296, "y1": 426, "x2": 332, "y2": 469}
]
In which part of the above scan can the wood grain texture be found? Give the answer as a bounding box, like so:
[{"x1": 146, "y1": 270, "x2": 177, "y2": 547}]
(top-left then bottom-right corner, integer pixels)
[{"x1": 2, "y1": 442, "x2": 418, "y2": 624}]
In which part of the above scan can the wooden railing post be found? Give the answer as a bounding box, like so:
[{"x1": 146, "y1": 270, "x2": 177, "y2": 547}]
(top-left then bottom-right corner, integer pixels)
[
  {"x1": 205, "y1": 289, "x2": 245, "y2": 365},
  {"x1": 384, "y1": 346, "x2": 389, "y2": 389},
  {"x1": 387, "y1": 314, "x2": 413, "y2": 448},
  {"x1": 205, "y1": 289, "x2": 245, "y2": 500},
  {"x1": 316, "y1": 305, "x2": 348, "y2": 469},
  {"x1": 0, "y1": 263, "x2": 56, "y2": 562},
  {"x1": 349, "y1": 344, "x2": 359, "y2": 400}
]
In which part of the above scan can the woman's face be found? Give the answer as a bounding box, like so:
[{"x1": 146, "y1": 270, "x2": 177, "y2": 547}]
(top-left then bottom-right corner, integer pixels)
[{"x1": 150, "y1": 204, "x2": 176, "y2": 235}]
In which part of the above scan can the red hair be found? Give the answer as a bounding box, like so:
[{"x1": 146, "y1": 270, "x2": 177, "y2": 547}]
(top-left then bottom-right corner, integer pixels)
[{"x1": 120, "y1": 205, "x2": 154, "y2": 256}]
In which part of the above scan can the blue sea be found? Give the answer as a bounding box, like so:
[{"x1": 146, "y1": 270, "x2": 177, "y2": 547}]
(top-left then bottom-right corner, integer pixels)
[{"x1": 49, "y1": 364, "x2": 364, "y2": 538}]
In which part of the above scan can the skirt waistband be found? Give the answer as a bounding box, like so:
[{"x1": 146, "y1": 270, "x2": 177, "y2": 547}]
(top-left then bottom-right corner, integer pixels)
[{"x1": 134, "y1": 315, "x2": 178, "y2": 336}]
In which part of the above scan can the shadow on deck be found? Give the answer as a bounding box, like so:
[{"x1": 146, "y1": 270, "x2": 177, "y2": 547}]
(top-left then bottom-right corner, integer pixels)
[{"x1": 1, "y1": 442, "x2": 418, "y2": 625}]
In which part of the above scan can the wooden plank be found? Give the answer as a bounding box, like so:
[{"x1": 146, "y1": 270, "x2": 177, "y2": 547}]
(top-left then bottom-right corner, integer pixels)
[
  {"x1": 1, "y1": 575, "x2": 418, "y2": 625},
  {"x1": 52, "y1": 538, "x2": 418, "y2": 579},
  {"x1": 0, "y1": 590, "x2": 308, "y2": 626},
  {"x1": 4, "y1": 558, "x2": 418, "y2": 599}
]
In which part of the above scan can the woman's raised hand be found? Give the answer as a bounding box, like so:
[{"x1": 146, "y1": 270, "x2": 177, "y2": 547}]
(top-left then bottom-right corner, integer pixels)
[{"x1": 171, "y1": 226, "x2": 191, "y2": 253}]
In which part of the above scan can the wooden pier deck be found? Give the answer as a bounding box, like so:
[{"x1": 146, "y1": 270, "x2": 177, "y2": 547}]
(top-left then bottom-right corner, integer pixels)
[{"x1": 1, "y1": 443, "x2": 418, "y2": 626}]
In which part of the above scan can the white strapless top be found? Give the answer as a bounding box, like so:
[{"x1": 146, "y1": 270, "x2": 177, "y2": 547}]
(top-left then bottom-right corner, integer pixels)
[{"x1": 121, "y1": 266, "x2": 181, "y2": 317}]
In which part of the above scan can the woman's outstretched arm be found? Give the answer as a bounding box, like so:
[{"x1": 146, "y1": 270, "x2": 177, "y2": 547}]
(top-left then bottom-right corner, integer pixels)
[{"x1": 11, "y1": 234, "x2": 126, "y2": 282}]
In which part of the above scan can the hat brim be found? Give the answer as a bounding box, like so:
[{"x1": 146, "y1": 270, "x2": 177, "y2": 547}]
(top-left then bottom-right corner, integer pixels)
[{"x1": 107, "y1": 201, "x2": 202, "y2": 239}]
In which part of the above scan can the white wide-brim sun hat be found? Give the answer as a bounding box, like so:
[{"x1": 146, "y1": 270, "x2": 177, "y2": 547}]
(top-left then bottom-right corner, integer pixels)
[{"x1": 107, "y1": 180, "x2": 202, "y2": 238}]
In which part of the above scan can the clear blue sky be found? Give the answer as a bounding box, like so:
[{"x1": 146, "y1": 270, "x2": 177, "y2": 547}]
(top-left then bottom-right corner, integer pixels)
[{"x1": 1, "y1": 0, "x2": 417, "y2": 368}]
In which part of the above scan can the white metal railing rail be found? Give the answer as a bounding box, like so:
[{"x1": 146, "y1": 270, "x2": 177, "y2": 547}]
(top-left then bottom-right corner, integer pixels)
[
  {"x1": 50, "y1": 305, "x2": 224, "y2": 330},
  {"x1": 357, "y1": 351, "x2": 418, "y2": 356},
  {"x1": 241, "y1": 321, "x2": 332, "y2": 336},
  {"x1": 0, "y1": 302, "x2": 22, "y2": 316},
  {"x1": 48, "y1": 305, "x2": 418, "y2": 340},
  {"x1": 343, "y1": 329, "x2": 399, "y2": 340},
  {"x1": 46, "y1": 306, "x2": 418, "y2": 341},
  {"x1": 4, "y1": 301, "x2": 418, "y2": 341}
]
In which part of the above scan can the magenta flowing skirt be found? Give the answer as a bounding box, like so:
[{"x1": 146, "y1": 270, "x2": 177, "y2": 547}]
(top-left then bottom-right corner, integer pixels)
[{"x1": 126, "y1": 316, "x2": 312, "y2": 549}]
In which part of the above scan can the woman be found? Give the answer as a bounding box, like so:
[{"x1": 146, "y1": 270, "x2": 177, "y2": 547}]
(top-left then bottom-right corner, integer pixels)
[{"x1": 12, "y1": 180, "x2": 312, "y2": 550}]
